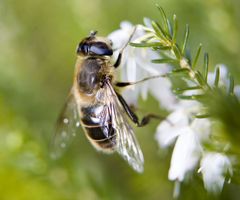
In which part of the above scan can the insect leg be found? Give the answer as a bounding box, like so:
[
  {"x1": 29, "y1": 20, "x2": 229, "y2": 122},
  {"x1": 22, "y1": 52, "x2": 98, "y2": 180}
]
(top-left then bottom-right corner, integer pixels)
[
  {"x1": 114, "y1": 26, "x2": 137, "y2": 68},
  {"x1": 115, "y1": 74, "x2": 167, "y2": 88},
  {"x1": 116, "y1": 93, "x2": 161, "y2": 127},
  {"x1": 113, "y1": 53, "x2": 122, "y2": 68}
]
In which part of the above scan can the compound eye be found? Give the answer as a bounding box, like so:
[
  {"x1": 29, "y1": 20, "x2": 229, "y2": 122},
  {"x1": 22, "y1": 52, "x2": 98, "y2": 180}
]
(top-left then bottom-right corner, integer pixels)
[
  {"x1": 89, "y1": 42, "x2": 113, "y2": 56},
  {"x1": 77, "y1": 42, "x2": 89, "y2": 55}
]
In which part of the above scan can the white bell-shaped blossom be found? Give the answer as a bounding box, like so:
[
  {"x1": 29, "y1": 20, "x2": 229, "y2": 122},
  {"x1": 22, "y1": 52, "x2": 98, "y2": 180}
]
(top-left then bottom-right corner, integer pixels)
[
  {"x1": 156, "y1": 104, "x2": 211, "y2": 181},
  {"x1": 199, "y1": 153, "x2": 232, "y2": 193},
  {"x1": 155, "y1": 109, "x2": 189, "y2": 148},
  {"x1": 168, "y1": 127, "x2": 202, "y2": 181}
]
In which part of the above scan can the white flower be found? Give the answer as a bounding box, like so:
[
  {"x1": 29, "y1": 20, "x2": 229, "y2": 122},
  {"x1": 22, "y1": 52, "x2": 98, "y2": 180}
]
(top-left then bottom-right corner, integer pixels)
[
  {"x1": 108, "y1": 21, "x2": 177, "y2": 110},
  {"x1": 155, "y1": 98, "x2": 210, "y2": 145},
  {"x1": 155, "y1": 109, "x2": 189, "y2": 148},
  {"x1": 156, "y1": 104, "x2": 211, "y2": 181},
  {"x1": 168, "y1": 127, "x2": 201, "y2": 181},
  {"x1": 199, "y1": 153, "x2": 232, "y2": 193},
  {"x1": 155, "y1": 63, "x2": 234, "y2": 192}
]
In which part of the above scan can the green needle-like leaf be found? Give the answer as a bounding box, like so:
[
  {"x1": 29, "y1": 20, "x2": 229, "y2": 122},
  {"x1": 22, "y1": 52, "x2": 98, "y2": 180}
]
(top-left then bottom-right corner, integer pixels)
[
  {"x1": 182, "y1": 24, "x2": 189, "y2": 55},
  {"x1": 172, "y1": 14, "x2": 178, "y2": 44},
  {"x1": 151, "y1": 21, "x2": 166, "y2": 39},
  {"x1": 214, "y1": 66, "x2": 220, "y2": 88},
  {"x1": 229, "y1": 74, "x2": 235, "y2": 95},
  {"x1": 156, "y1": 4, "x2": 169, "y2": 34},
  {"x1": 174, "y1": 86, "x2": 202, "y2": 94},
  {"x1": 171, "y1": 68, "x2": 190, "y2": 73},
  {"x1": 195, "y1": 114, "x2": 210, "y2": 118},
  {"x1": 153, "y1": 46, "x2": 172, "y2": 50},
  {"x1": 172, "y1": 45, "x2": 181, "y2": 60},
  {"x1": 152, "y1": 58, "x2": 178, "y2": 64},
  {"x1": 203, "y1": 53, "x2": 209, "y2": 81},
  {"x1": 195, "y1": 71, "x2": 206, "y2": 86},
  {"x1": 177, "y1": 94, "x2": 204, "y2": 100},
  {"x1": 166, "y1": 68, "x2": 190, "y2": 77},
  {"x1": 192, "y1": 44, "x2": 202, "y2": 69},
  {"x1": 130, "y1": 42, "x2": 162, "y2": 48},
  {"x1": 167, "y1": 19, "x2": 173, "y2": 37}
]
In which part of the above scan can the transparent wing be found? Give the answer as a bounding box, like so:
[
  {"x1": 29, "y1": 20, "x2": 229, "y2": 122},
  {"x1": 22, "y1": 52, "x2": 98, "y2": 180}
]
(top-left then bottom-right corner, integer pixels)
[
  {"x1": 101, "y1": 81, "x2": 144, "y2": 173},
  {"x1": 50, "y1": 90, "x2": 80, "y2": 159}
]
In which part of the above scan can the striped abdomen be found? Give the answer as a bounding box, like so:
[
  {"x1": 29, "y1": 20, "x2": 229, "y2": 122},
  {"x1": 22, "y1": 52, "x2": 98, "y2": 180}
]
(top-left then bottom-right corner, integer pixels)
[{"x1": 80, "y1": 104, "x2": 117, "y2": 152}]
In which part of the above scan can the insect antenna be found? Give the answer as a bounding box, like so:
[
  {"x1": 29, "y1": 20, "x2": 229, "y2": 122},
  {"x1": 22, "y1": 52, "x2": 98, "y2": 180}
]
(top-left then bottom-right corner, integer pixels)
[
  {"x1": 89, "y1": 30, "x2": 98, "y2": 38},
  {"x1": 120, "y1": 26, "x2": 137, "y2": 54},
  {"x1": 113, "y1": 26, "x2": 137, "y2": 68}
]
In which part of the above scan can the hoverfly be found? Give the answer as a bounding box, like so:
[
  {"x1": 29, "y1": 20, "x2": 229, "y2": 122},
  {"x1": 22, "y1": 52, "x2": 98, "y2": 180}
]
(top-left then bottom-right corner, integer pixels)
[{"x1": 51, "y1": 29, "x2": 158, "y2": 173}]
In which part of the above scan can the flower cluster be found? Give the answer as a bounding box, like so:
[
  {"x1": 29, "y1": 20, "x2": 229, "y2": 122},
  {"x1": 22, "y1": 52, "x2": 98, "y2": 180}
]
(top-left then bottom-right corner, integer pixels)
[
  {"x1": 155, "y1": 65, "x2": 234, "y2": 194},
  {"x1": 108, "y1": 21, "x2": 237, "y2": 195},
  {"x1": 108, "y1": 21, "x2": 177, "y2": 110}
]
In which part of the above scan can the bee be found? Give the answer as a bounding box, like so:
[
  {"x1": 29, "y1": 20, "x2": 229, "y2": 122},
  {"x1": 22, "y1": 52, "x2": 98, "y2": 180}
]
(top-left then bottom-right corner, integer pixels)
[{"x1": 51, "y1": 30, "x2": 158, "y2": 173}]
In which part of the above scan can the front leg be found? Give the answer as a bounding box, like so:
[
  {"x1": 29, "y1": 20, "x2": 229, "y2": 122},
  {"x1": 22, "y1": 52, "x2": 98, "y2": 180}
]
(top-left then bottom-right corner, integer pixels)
[
  {"x1": 114, "y1": 53, "x2": 122, "y2": 68},
  {"x1": 116, "y1": 92, "x2": 160, "y2": 127},
  {"x1": 114, "y1": 74, "x2": 166, "y2": 88}
]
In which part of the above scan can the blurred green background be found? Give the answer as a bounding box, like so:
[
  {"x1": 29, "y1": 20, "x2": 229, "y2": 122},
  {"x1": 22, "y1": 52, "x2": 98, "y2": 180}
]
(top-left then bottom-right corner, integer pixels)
[{"x1": 0, "y1": 0, "x2": 240, "y2": 199}]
